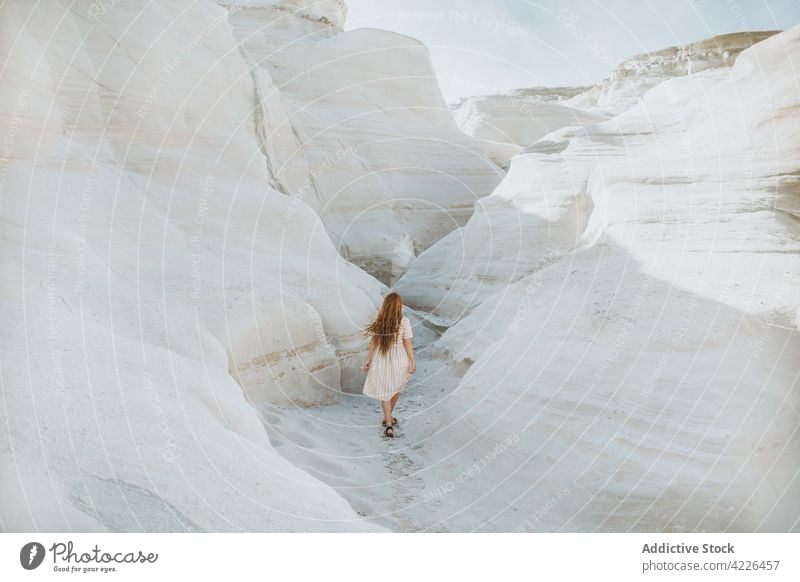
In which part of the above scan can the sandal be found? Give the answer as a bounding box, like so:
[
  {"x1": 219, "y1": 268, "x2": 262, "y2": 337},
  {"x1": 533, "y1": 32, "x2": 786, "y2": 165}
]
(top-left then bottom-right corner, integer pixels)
[
  {"x1": 384, "y1": 425, "x2": 394, "y2": 438},
  {"x1": 381, "y1": 417, "x2": 398, "y2": 427}
]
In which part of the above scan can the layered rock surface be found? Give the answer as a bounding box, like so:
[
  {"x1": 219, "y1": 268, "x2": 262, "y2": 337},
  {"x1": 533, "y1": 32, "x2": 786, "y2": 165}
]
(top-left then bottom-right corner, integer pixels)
[
  {"x1": 398, "y1": 27, "x2": 800, "y2": 531},
  {"x1": 0, "y1": 0, "x2": 386, "y2": 531},
  {"x1": 453, "y1": 89, "x2": 606, "y2": 167},
  {"x1": 451, "y1": 31, "x2": 780, "y2": 170},
  {"x1": 567, "y1": 30, "x2": 780, "y2": 114},
  {"x1": 224, "y1": 1, "x2": 503, "y2": 282}
]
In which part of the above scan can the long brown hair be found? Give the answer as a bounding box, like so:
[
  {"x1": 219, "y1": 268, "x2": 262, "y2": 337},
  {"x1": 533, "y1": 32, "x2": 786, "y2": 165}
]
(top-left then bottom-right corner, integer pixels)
[{"x1": 365, "y1": 292, "x2": 403, "y2": 355}]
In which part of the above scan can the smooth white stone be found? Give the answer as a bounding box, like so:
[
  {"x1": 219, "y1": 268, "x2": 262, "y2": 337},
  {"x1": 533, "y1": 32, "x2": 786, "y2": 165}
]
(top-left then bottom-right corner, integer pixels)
[
  {"x1": 226, "y1": 4, "x2": 504, "y2": 281},
  {"x1": 402, "y1": 27, "x2": 800, "y2": 531},
  {"x1": 0, "y1": 0, "x2": 384, "y2": 532}
]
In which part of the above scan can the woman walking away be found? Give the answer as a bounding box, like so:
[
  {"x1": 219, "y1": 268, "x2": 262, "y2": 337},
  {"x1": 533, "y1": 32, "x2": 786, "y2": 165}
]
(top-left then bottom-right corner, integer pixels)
[{"x1": 362, "y1": 292, "x2": 416, "y2": 438}]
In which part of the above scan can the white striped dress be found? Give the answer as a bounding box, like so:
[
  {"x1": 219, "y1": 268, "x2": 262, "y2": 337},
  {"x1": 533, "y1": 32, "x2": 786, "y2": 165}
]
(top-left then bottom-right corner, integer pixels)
[{"x1": 362, "y1": 316, "x2": 413, "y2": 401}]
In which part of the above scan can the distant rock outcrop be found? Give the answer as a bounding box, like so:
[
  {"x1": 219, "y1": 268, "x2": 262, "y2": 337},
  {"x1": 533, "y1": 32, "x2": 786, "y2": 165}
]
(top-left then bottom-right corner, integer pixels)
[
  {"x1": 568, "y1": 30, "x2": 780, "y2": 113},
  {"x1": 452, "y1": 86, "x2": 605, "y2": 167}
]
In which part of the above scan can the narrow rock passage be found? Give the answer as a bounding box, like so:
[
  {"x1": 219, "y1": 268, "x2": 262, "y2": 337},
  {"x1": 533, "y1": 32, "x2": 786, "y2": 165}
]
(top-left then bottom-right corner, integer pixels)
[{"x1": 256, "y1": 357, "x2": 462, "y2": 532}]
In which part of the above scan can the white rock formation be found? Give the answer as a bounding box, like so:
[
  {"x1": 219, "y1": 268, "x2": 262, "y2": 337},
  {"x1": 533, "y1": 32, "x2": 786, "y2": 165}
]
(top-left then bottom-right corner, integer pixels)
[
  {"x1": 400, "y1": 27, "x2": 800, "y2": 531},
  {"x1": 452, "y1": 31, "x2": 779, "y2": 170},
  {"x1": 0, "y1": 0, "x2": 385, "y2": 531},
  {"x1": 1, "y1": 0, "x2": 797, "y2": 534},
  {"x1": 395, "y1": 150, "x2": 595, "y2": 324},
  {"x1": 223, "y1": 1, "x2": 503, "y2": 282},
  {"x1": 422, "y1": 244, "x2": 799, "y2": 531},
  {"x1": 567, "y1": 30, "x2": 779, "y2": 114},
  {"x1": 453, "y1": 89, "x2": 606, "y2": 167}
]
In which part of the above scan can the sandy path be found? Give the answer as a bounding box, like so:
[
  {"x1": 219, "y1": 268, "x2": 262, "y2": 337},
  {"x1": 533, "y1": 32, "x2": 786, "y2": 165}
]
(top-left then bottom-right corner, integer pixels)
[{"x1": 255, "y1": 358, "x2": 458, "y2": 532}]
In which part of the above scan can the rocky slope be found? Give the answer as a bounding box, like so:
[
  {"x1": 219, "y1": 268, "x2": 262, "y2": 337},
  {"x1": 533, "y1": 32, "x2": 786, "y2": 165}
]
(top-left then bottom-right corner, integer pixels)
[
  {"x1": 451, "y1": 31, "x2": 780, "y2": 170},
  {"x1": 396, "y1": 27, "x2": 800, "y2": 531},
  {"x1": 223, "y1": 1, "x2": 502, "y2": 282},
  {"x1": 0, "y1": 0, "x2": 390, "y2": 531}
]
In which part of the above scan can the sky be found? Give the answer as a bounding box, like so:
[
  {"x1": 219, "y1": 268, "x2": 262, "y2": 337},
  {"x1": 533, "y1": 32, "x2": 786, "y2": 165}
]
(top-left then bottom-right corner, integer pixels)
[{"x1": 344, "y1": 0, "x2": 800, "y2": 102}]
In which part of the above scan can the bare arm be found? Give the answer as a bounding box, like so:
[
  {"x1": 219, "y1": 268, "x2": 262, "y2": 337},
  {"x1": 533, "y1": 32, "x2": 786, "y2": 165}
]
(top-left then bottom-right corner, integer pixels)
[
  {"x1": 403, "y1": 337, "x2": 416, "y2": 374},
  {"x1": 362, "y1": 336, "x2": 376, "y2": 372}
]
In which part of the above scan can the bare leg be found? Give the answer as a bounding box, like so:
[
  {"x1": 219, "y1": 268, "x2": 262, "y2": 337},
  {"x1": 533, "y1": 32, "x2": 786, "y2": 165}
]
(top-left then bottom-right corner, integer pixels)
[
  {"x1": 381, "y1": 400, "x2": 393, "y2": 428},
  {"x1": 390, "y1": 392, "x2": 400, "y2": 414}
]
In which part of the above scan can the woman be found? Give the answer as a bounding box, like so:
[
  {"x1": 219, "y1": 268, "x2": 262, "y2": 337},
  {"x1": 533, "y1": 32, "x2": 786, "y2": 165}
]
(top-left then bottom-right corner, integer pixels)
[{"x1": 362, "y1": 292, "x2": 416, "y2": 438}]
